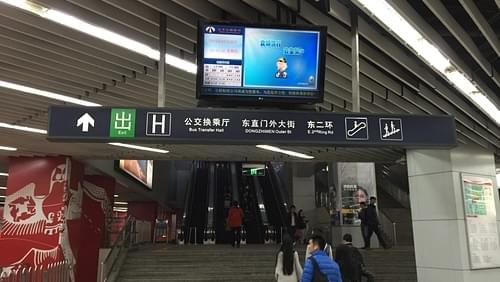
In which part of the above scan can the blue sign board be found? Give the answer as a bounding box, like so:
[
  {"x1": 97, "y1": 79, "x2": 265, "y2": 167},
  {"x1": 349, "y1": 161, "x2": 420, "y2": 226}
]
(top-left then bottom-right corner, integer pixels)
[{"x1": 47, "y1": 106, "x2": 457, "y2": 147}]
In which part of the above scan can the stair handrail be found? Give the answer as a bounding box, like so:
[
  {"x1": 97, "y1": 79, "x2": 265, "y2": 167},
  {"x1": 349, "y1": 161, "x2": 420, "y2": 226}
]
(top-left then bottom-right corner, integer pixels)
[
  {"x1": 100, "y1": 216, "x2": 136, "y2": 282},
  {"x1": 378, "y1": 209, "x2": 397, "y2": 247}
]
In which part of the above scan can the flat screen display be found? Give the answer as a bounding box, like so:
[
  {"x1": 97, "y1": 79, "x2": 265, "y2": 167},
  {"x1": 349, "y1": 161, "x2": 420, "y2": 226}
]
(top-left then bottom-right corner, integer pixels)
[
  {"x1": 119, "y1": 160, "x2": 153, "y2": 189},
  {"x1": 197, "y1": 21, "x2": 327, "y2": 104}
]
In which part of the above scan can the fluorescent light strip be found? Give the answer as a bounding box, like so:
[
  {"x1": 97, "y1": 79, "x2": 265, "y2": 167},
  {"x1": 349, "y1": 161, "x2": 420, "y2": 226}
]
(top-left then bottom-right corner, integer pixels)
[
  {"x1": 0, "y1": 195, "x2": 5, "y2": 198},
  {"x1": 0, "y1": 186, "x2": 6, "y2": 190},
  {"x1": 0, "y1": 1, "x2": 197, "y2": 74},
  {"x1": 0, "y1": 145, "x2": 17, "y2": 151},
  {"x1": 256, "y1": 145, "x2": 314, "y2": 159},
  {"x1": 355, "y1": 0, "x2": 500, "y2": 125},
  {"x1": 0, "y1": 122, "x2": 47, "y2": 134},
  {"x1": 0, "y1": 80, "x2": 101, "y2": 107},
  {"x1": 113, "y1": 208, "x2": 128, "y2": 212},
  {"x1": 109, "y1": 143, "x2": 169, "y2": 154},
  {"x1": 114, "y1": 194, "x2": 119, "y2": 198},
  {"x1": 0, "y1": 173, "x2": 8, "y2": 176},
  {"x1": 114, "y1": 201, "x2": 128, "y2": 205}
]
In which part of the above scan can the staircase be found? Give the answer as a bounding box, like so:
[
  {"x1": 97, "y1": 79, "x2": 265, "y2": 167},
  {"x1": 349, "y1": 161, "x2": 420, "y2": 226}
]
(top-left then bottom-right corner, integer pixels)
[
  {"x1": 360, "y1": 246, "x2": 417, "y2": 282},
  {"x1": 117, "y1": 244, "x2": 417, "y2": 281},
  {"x1": 378, "y1": 189, "x2": 414, "y2": 246}
]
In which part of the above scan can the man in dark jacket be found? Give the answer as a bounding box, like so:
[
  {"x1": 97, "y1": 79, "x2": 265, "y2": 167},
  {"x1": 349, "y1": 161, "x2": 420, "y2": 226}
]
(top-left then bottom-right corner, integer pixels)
[
  {"x1": 365, "y1": 197, "x2": 387, "y2": 249},
  {"x1": 358, "y1": 202, "x2": 369, "y2": 249},
  {"x1": 335, "y1": 233, "x2": 374, "y2": 282},
  {"x1": 301, "y1": 235, "x2": 342, "y2": 282}
]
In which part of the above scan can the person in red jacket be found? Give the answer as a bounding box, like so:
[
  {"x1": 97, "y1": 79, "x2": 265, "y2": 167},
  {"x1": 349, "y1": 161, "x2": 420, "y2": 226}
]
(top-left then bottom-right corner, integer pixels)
[{"x1": 227, "y1": 201, "x2": 244, "y2": 248}]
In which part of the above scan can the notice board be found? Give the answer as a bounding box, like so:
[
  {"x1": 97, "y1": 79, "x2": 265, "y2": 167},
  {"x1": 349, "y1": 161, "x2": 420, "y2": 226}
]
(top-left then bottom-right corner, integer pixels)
[{"x1": 461, "y1": 174, "x2": 500, "y2": 269}]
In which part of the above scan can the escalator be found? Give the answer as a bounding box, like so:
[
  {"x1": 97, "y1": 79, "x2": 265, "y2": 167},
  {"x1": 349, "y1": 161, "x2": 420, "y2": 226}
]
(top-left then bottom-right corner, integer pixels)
[
  {"x1": 258, "y1": 163, "x2": 288, "y2": 242},
  {"x1": 183, "y1": 161, "x2": 209, "y2": 244},
  {"x1": 215, "y1": 163, "x2": 232, "y2": 244},
  {"x1": 183, "y1": 161, "x2": 288, "y2": 244},
  {"x1": 237, "y1": 164, "x2": 264, "y2": 244}
]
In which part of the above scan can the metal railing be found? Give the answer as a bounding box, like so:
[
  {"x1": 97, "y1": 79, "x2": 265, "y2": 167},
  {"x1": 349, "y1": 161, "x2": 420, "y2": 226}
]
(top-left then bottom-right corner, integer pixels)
[
  {"x1": 379, "y1": 210, "x2": 397, "y2": 247},
  {"x1": 0, "y1": 260, "x2": 72, "y2": 282},
  {"x1": 99, "y1": 216, "x2": 135, "y2": 282}
]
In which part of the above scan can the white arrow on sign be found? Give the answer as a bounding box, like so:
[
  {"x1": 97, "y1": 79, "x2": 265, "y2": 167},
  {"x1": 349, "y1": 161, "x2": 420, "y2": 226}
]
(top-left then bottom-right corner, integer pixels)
[{"x1": 77, "y1": 113, "x2": 95, "y2": 132}]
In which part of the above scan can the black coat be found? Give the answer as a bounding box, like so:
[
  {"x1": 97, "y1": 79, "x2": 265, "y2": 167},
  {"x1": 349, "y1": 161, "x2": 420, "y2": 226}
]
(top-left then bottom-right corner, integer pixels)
[
  {"x1": 335, "y1": 243, "x2": 364, "y2": 281},
  {"x1": 365, "y1": 205, "x2": 379, "y2": 226}
]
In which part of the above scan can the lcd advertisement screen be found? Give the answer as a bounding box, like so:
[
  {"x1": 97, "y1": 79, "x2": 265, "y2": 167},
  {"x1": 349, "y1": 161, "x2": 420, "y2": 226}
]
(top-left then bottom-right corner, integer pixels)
[
  {"x1": 197, "y1": 21, "x2": 327, "y2": 104},
  {"x1": 119, "y1": 160, "x2": 153, "y2": 189}
]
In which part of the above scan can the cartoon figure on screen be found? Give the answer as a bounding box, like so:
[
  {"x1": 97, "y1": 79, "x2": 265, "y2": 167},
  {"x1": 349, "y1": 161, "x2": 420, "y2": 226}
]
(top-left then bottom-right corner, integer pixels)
[{"x1": 275, "y1": 57, "x2": 288, "y2": 78}]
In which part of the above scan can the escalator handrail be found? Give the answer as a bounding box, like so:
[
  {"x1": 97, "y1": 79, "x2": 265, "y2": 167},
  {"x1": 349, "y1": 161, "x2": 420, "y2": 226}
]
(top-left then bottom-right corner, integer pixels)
[
  {"x1": 267, "y1": 163, "x2": 288, "y2": 228},
  {"x1": 182, "y1": 161, "x2": 198, "y2": 230}
]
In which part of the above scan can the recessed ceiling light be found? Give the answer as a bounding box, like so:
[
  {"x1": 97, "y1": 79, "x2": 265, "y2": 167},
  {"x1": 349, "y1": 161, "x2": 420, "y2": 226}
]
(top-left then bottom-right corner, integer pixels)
[
  {"x1": 0, "y1": 145, "x2": 17, "y2": 151},
  {"x1": 256, "y1": 145, "x2": 314, "y2": 159},
  {"x1": 354, "y1": 0, "x2": 500, "y2": 126},
  {"x1": 109, "y1": 143, "x2": 169, "y2": 154},
  {"x1": 0, "y1": 122, "x2": 47, "y2": 134},
  {"x1": 0, "y1": 0, "x2": 197, "y2": 74},
  {"x1": 0, "y1": 80, "x2": 101, "y2": 107}
]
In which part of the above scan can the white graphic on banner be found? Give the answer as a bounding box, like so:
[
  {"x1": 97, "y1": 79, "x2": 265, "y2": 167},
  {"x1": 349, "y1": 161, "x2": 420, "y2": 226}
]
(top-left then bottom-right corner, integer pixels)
[
  {"x1": 379, "y1": 118, "x2": 403, "y2": 141},
  {"x1": 146, "y1": 112, "x2": 171, "y2": 136},
  {"x1": 345, "y1": 117, "x2": 368, "y2": 140},
  {"x1": 76, "y1": 113, "x2": 94, "y2": 132}
]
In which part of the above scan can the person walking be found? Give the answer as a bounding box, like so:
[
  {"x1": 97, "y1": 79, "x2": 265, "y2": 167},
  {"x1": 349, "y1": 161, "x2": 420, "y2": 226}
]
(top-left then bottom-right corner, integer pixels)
[
  {"x1": 305, "y1": 227, "x2": 333, "y2": 261},
  {"x1": 296, "y1": 209, "x2": 307, "y2": 244},
  {"x1": 287, "y1": 205, "x2": 298, "y2": 239},
  {"x1": 335, "y1": 233, "x2": 374, "y2": 282},
  {"x1": 227, "y1": 200, "x2": 244, "y2": 248},
  {"x1": 365, "y1": 197, "x2": 388, "y2": 249},
  {"x1": 357, "y1": 202, "x2": 369, "y2": 249},
  {"x1": 275, "y1": 234, "x2": 303, "y2": 281},
  {"x1": 301, "y1": 235, "x2": 342, "y2": 282}
]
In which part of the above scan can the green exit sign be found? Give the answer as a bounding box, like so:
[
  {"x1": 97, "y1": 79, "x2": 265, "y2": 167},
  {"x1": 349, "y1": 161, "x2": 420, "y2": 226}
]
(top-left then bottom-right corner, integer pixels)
[{"x1": 110, "y1": 108, "x2": 136, "y2": 138}]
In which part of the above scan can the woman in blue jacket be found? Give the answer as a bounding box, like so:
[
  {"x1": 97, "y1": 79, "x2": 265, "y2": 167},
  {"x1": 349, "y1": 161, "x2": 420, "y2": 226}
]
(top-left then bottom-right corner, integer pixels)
[{"x1": 301, "y1": 235, "x2": 342, "y2": 282}]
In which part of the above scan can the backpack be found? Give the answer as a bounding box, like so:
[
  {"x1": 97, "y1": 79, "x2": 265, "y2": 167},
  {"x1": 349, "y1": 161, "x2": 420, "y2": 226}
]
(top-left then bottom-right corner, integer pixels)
[
  {"x1": 309, "y1": 256, "x2": 329, "y2": 282},
  {"x1": 340, "y1": 246, "x2": 363, "y2": 280}
]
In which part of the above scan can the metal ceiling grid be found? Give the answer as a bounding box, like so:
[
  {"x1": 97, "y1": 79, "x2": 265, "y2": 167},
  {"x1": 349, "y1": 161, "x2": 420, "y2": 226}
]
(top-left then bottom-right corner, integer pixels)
[{"x1": 0, "y1": 0, "x2": 498, "y2": 162}]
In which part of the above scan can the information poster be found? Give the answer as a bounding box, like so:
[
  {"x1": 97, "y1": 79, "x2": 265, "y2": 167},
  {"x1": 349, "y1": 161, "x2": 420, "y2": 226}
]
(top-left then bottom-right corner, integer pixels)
[
  {"x1": 461, "y1": 174, "x2": 500, "y2": 269},
  {"x1": 338, "y1": 163, "x2": 376, "y2": 225}
]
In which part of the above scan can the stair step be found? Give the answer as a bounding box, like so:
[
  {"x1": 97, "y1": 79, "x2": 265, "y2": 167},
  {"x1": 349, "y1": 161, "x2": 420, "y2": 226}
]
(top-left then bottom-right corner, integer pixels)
[{"x1": 117, "y1": 244, "x2": 417, "y2": 281}]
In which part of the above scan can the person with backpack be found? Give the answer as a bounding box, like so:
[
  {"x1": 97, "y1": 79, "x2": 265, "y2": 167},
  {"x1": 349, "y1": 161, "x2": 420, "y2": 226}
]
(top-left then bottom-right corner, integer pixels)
[
  {"x1": 275, "y1": 234, "x2": 303, "y2": 281},
  {"x1": 335, "y1": 233, "x2": 374, "y2": 282},
  {"x1": 305, "y1": 227, "x2": 333, "y2": 261},
  {"x1": 301, "y1": 235, "x2": 342, "y2": 282},
  {"x1": 227, "y1": 201, "x2": 244, "y2": 248}
]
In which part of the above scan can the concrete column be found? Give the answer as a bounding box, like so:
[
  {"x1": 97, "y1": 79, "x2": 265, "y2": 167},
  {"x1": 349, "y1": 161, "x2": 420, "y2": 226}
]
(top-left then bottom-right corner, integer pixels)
[
  {"x1": 407, "y1": 144, "x2": 500, "y2": 282},
  {"x1": 291, "y1": 163, "x2": 316, "y2": 211}
]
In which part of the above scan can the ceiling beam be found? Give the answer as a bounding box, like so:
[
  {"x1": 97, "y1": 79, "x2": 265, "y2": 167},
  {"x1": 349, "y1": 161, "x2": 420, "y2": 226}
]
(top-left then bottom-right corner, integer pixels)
[
  {"x1": 422, "y1": 0, "x2": 500, "y2": 89},
  {"x1": 458, "y1": 0, "x2": 500, "y2": 58}
]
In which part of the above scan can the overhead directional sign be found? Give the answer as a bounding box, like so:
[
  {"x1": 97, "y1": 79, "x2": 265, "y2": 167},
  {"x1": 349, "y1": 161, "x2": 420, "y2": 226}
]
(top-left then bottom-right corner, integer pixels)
[
  {"x1": 47, "y1": 106, "x2": 457, "y2": 147},
  {"x1": 76, "y1": 113, "x2": 94, "y2": 132}
]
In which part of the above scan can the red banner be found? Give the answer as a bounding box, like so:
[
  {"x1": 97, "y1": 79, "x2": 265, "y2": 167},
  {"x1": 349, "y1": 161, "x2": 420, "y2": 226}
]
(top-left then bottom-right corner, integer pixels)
[
  {"x1": 76, "y1": 175, "x2": 114, "y2": 282},
  {"x1": 0, "y1": 157, "x2": 84, "y2": 281}
]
